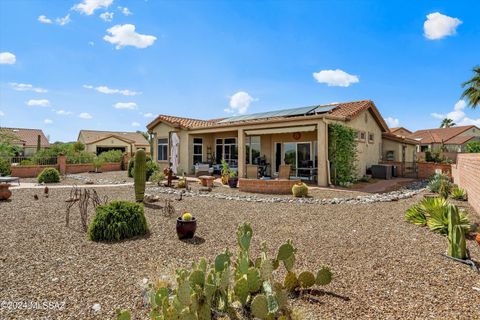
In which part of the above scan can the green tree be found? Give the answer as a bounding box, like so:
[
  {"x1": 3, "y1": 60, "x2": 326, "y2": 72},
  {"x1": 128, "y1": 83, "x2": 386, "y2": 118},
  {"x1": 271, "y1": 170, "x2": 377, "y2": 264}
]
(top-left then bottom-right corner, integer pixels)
[
  {"x1": 465, "y1": 141, "x2": 480, "y2": 153},
  {"x1": 461, "y1": 66, "x2": 480, "y2": 109},
  {"x1": 440, "y1": 118, "x2": 456, "y2": 128}
]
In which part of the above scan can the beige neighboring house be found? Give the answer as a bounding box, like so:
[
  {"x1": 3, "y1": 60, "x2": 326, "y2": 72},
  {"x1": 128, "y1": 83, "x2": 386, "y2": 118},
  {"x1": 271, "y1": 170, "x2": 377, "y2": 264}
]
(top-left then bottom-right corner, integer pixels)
[
  {"x1": 0, "y1": 127, "x2": 50, "y2": 156},
  {"x1": 77, "y1": 130, "x2": 151, "y2": 155},
  {"x1": 408, "y1": 125, "x2": 480, "y2": 152},
  {"x1": 146, "y1": 100, "x2": 408, "y2": 186},
  {"x1": 389, "y1": 127, "x2": 412, "y2": 137}
]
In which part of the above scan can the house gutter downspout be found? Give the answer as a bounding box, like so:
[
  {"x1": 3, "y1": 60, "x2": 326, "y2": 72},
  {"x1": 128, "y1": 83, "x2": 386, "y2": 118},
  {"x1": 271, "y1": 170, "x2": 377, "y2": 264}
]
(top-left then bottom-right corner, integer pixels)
[{"x1": 321, "y1": 117, "x2": 332, "y2": 186}]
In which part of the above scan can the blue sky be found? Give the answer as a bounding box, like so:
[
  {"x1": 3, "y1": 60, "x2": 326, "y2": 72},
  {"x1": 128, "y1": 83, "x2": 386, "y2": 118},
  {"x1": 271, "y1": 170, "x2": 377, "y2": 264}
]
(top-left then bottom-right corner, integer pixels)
[{"x1": 0, "y1": 0, "x2": 479, "y2": 142}]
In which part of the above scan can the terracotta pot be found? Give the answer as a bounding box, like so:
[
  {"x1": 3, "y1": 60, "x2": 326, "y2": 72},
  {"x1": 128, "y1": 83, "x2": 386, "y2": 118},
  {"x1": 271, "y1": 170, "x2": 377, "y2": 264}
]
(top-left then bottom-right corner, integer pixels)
[
  {"x1": 0, "y1": 184, "x2": 12, "y2": 201},
  {"x1": 176, "y1": 217, "x2": 197, "y2": 239},
  {"x1": 476, "y1": 233, "x2": 480, "y2": 247}
]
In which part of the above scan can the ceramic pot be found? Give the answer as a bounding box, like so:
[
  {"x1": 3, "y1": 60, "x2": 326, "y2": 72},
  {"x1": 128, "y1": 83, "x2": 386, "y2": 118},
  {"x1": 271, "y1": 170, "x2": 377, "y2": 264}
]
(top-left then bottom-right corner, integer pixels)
[
  {"x1": 228, "y1": 178, "x2": 238, "y2": 188},
  {"x1": 476, "y1": 233, "x2": 480, "y2": 247},
  {"x1": 0, "y1": 184, "x2": 12, "y2": 201},
  {"x1": 176, "y1": 217, "x2": 197, "y2": 239}
]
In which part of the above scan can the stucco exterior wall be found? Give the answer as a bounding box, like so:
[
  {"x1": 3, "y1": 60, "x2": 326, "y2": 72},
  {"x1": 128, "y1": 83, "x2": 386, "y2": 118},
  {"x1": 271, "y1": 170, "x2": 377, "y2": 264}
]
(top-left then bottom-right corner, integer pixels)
[{"x1": 382, "y1": 139, "x2": 416, "y2": 162}]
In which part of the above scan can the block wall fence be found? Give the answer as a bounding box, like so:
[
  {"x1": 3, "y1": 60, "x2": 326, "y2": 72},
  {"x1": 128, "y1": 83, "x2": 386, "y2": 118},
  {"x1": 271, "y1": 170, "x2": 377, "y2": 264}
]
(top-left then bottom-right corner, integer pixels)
[
  {"x1": 452, "y1": 153, "x2": 480, "y2": 214},
  {"x1": 10, "y1": 154, "x2": 129, "y2": 178}
]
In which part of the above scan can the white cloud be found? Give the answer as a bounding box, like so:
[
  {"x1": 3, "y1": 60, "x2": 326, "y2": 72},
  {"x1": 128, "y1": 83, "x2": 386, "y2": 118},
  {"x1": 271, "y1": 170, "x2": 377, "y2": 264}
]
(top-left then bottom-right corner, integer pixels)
[
  {"x1": 73, "y1": 0, "x2": 113, "y2": 15},
  {"x1": 385, "y1": 117, "x2": 400, "y2": 128},
  {"x1": 118, "y1": 6, "x2": 132, "y2": 16},
  {"x1": 0, "y1": 52, "x2": 16, "y2": 64},
  {"x1": 100, "y1": 11, "x2": 114, "y2": 22},
  {"x1": 83, "y1": 84, "x2": 140, "y2": 96},
  {"x1": 225, "y1": 91, "x2": 257, "y2": 115},
  {"x1": 9, "y1": 82, "x2": 47, "y2": 93},
  {"x1": 26, "y1": 99, "x2": 50, "y2": 107},
  {"x1": 103, "y1": 24, "x2": 156, "y2": 49},
  {"x1": 430, "y1": 99, "x2": 480, "y2": 126},
  {"x1": 0, "y1": 111, "x2": 5, "y2": 117},
  {"x1": 56, "y1": 14, "x2": 71, "y2": 26},
  {"x1": 424, "y1": 12, "x2": 462, "y2": 40},
  {"x1": 131, "y1": 121, "x2": 140, "y2": 127},
  {"x1": 38, "y1": 15, "x2": 52, "y2": 24},
  {"x1": 89, "y1": 41, "x2": 95, "y2": 46},
  {"x1": 79, "y1": 112, "x2": 93, "y2": 119},
  {"x1": 114, "y1": 102, "x2": 137, "y2": 110},
  {"x1": 143, "y1": 112, "x2": 154, "y2": 118},
  {"x1": 44, "y1": 118, "x2": 53, "y2": 124},
  {"x1": 313, "y1": 69, "x2": 359, "y2": 87},
  {"x1": 56, "y1": 110, "x2": 72, "y2": 115}
]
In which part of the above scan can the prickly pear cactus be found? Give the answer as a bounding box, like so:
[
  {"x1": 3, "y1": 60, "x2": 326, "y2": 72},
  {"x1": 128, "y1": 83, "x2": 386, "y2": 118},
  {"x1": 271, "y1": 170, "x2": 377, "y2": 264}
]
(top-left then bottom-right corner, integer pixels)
[
  {"x1": 234, "y1": 275, "x2": 249, "y2": 306},
  {"x1": 298, "y1": 271, "x2": 316, "y2": 288},
  {"x1": 237, "y1": 223, "x2": 253, "y2": 251},
  {"x1": 316, "y1": 267, "x2": 333, "y2": 286},
  {"x1": 247, "y1": 267, "x2": 262, "y2": 293},
  {"x1": 284, "y1": 271, "x2": 299, "y2": 292},
  {"x1": 251, "y1": 294, "x2": 269, "y2": 319},
  {"x1": 133, "y1": 149, "x2": 146, "y2": 202}
]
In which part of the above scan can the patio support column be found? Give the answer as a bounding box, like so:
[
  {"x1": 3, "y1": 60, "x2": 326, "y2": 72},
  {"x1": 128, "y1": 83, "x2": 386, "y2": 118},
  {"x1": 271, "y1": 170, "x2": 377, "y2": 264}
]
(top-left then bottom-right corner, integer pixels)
[
  {"x1": 317, "y1": 121, "x2": 328, "y2": 186},
  {"x1": 237, "y1": 128, "x2": 245, "y2": 178}
]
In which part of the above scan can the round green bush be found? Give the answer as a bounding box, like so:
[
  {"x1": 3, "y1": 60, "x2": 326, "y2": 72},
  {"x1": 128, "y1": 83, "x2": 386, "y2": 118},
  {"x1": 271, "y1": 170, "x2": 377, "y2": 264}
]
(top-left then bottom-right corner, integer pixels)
[
  {"x1": 0, "y1": 158, "x2": 11, "y2": 176},
  {"x1": 20, "y1": 159, "x2": 33, "y2": 166},
  {"x1": 88, "y1": 201, "x2": 148, "y2": 241},
  {"x1": 292, "y1": 182, "x2": 308, "y2": 197},
  {"x1": 37, "y1": 168, "x2": 60, "y2": 183}
]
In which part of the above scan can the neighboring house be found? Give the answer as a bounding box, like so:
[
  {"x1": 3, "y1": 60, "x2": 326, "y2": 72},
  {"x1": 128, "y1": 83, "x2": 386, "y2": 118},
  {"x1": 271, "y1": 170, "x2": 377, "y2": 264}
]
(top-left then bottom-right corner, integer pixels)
[
  {"x1": 147, "y1": 100, "x2": 404, "y2": 186},
  {"x1": 409, "y1": 125, "x2": 480, "y2": 153},
  {"x1": 389, "y1": 127, "x2": 412, "y2": 137},
  {"x1": 0, "y1": 127, "x2": 50, "y2": 156},
  {"x1": 381, "y1": 132, "x2": 418, "y2": 163},
  {"x1": 77, "y1": 130, "x2": 151, "y2": 155}
]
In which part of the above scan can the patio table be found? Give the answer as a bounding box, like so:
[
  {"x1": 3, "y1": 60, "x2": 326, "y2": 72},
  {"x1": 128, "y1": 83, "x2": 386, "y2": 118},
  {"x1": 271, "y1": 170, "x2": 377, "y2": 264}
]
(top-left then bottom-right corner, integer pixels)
[{"x1": 0, "y1": 177, "x2": 20, "y2": 185}]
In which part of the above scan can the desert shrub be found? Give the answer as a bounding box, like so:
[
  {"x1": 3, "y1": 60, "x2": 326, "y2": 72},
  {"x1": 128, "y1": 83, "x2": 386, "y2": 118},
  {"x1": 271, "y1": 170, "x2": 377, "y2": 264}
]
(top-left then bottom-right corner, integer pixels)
[
  {"x1": 73, "y1": 141, "x2": 85, "y2": 152},
  {"x1": 92, "y1": 156, "x2": 105, "y2": 172},
  {"x1": 37, "y1": 168, "x2": 60, "y2": 183},
  {"x1": 292, "y1": 182, "x2": 308, "y2": 197},
  {"x1": 428, "y1": 173, "x2": 451, "y2": 196},
  {"x1": 98, "y1": 150, "x2": 123, "y2": 163},
  {"x1": 465, "y1": 141, "x2": 480, "y2": 153},
  {"x1": 66, "y1": 151, "x2": 95, "y2": 164},
  {"x1": 0, "y1": 158, "x2": 11, "y2": 176},
  {"x1": 451, "y1": 185, "x2": 468, "y2": 201},
  {"x1": 20, "y1": 159, "x2": 33, "y2": 166},
  {"x1": 149, "y1": 171, "x2": 165, "y2": 185},
  {"x1": 88, "y1": 201, "x2": 148, "y2": 242}
]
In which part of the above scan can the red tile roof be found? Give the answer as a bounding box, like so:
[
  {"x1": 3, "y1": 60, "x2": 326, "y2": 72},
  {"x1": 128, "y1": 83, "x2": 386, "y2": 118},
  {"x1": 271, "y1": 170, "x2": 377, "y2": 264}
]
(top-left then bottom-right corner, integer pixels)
[
  {"x1": 79, "y1": 130, "x2": 150, "y2": 146},
  {"x1": 443, "y1": 135, "x2": 476, "y2": 145},
  {"x1": 409, "y1": 125, "x2": 479, "y2": 144},
  {"x1": 0, "y1": 127, "x2": 50, "y2": 148},
  {"x1": 147, "y1": 100, "x2": 389, "y2": 132},
  {"x1": 382, "y1": 132, "x2": 418, "y2": 145}
]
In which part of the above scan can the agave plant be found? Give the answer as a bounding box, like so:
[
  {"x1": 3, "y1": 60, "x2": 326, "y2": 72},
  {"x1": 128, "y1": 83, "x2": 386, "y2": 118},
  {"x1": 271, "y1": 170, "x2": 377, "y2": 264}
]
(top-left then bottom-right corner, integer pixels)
[
  {"x1": 450, "y1": 186, "x2": 468, "y2": 201},
  {"x1": 428, "y1": 173, "x2": 451, "y2": 196},
  {"x1": 404, "y1": 204, "x2": 428, "y2": 226},
  {"x1": 426, "y1": 201, "x2": 469, "y2": 235}
]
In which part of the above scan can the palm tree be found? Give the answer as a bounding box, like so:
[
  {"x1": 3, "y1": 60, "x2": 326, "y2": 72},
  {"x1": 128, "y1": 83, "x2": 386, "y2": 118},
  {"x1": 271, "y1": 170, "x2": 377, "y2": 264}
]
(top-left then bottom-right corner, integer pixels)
[
  {"x1": 440, "y1": 118, "x2": 456, "y2": 128},
  {"x1": 461, "y1": 66, "x2": 480, "y2": 109}
]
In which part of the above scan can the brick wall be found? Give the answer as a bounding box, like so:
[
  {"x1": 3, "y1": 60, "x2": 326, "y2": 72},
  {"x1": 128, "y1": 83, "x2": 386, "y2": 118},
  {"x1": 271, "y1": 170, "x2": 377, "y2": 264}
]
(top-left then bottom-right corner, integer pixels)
[
  {"x1": 65, "y1": 163, "x2": 122, "y2": 174},
  {"x1": 452, "y1": 153, "x2": 480, "y2": 214},
  {"x1": 11, "y1": 165, "x2": 59, "y2": 178},
  {"x1": 239, "y1": 178, "x2": 301, "y2": 194},
  {"x1": 417, "y1": 162, "x2": 452, "y2": 179}
]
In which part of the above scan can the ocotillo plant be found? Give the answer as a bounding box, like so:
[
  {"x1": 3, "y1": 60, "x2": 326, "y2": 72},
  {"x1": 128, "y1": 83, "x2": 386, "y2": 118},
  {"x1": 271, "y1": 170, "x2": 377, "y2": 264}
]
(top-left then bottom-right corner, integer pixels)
[
  {"x1": 134, "y1": 149, "x2": 146, "y2": 202},
  {"x1": 447, "y1": 204, "x2": 467, "y2": 260}
]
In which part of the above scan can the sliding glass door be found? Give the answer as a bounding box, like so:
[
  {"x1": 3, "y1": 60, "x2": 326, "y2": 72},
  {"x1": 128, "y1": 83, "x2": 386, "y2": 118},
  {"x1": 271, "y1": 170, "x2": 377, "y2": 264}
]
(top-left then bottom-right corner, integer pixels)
[{"x1": 279, "y1": 142, "x2": 315, "y2": 178}]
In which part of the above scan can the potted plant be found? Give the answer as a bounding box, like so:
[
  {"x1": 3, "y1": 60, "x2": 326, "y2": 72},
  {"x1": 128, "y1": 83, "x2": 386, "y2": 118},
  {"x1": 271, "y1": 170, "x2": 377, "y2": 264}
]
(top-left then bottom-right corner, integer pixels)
[
  {"x1": 0, "y1": 183, "x2": 12, "y2": 201},
  {"x1": 220, "y1": 159, "x2": 230, "y2": 185},
  {"x1": 228, "y1": 171, "x2": 238, "y2": 188},
  {"x1": 176, "y1": 212, "x2": 197, "y2": 239}
]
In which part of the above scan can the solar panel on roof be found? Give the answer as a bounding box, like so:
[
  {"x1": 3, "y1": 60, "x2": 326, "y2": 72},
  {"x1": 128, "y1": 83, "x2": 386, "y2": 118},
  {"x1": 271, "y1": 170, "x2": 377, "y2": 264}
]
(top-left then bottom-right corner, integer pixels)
[{"x1": 217, "y1": 104, "x2": 337, "y2": 123}]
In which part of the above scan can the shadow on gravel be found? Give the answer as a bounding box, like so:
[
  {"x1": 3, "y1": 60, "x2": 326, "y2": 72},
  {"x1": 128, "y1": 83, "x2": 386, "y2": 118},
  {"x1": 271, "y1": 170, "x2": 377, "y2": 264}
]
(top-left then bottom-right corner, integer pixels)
[
  {"x1": 293, "y1": 289, "x2": 351, "y2": 305},
  {"x1": 180, "y1": 236, "x2": 206, "y2": 245}
]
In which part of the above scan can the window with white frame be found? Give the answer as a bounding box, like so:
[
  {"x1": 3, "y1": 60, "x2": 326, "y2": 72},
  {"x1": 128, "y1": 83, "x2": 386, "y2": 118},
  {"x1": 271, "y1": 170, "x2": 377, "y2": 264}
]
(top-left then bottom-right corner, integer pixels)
[
  {"x1": 193, "y1": 138, "x2": 203, "y2": 164},
  {"x1": 157, "y1": 138, "x2": 168, "y2": 161}
]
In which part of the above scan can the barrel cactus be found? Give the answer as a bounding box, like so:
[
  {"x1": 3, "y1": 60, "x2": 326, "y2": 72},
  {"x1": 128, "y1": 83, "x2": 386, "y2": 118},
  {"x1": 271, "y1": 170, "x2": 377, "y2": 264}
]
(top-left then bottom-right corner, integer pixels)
[
  {"x1": 134, "y1": 149, "x2": 146, "y2": 202},
  {"x1": 292, "y1": 182, "x2": 308, "y2": 197}
]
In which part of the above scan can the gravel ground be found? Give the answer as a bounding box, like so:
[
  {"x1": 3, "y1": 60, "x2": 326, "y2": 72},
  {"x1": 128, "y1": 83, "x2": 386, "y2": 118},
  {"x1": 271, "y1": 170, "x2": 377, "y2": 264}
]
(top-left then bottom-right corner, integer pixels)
[
  {"x1": 21, "y1": 171, "x2": 133, "y2": 186},
  {"x1": 1, "y1": 186, "x2": 479, "y2": 320}
]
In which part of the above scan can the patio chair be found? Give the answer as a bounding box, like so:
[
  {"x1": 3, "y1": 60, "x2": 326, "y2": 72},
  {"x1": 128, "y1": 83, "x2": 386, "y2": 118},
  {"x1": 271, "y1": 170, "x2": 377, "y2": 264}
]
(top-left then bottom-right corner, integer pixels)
[
  {"x1": 246, "y1": 164, "x2": 259, "y2": 179},
  {"x1": 278, "y1": 165, "x2": 291, "y2": 180}
]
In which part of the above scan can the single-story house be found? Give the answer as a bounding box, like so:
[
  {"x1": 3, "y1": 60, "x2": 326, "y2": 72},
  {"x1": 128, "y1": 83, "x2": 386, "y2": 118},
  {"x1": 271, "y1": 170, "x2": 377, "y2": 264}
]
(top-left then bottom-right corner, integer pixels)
[
  {"x1": 77, "y1": 130, "x2": 151, "y2": 155},
  {"x1": 408, "y1": 125, "x2": 480, "y2": 153},
  {"x1": 381, "y1": 132, "x2": 418, "y2": 162},
  {"x1": 389, "y1": 127, "x2": 412, "y2": 137},
  {"x1": 147, "y1": 100, "x2": 409, "y2": 186},
  {"x1": 0, "y1": 127, "x2": 50, "y2": 156}
]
